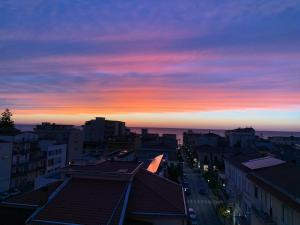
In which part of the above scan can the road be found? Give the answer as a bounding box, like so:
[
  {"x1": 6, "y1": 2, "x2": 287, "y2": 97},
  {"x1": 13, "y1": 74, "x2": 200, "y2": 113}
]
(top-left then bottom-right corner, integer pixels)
[{"x1": 184, "y1": 164, "x2": 222, "y2": 225}]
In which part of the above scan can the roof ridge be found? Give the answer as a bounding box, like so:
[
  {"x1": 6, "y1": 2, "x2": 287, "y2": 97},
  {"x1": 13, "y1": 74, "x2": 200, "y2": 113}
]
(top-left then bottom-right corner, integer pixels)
[
  {"x1": 136, "y1": 171, "x2": 183, "y2": 212},
  {"x1": 26, "y1": 178, "x2": 71, "y2": 224},
  {"x1": 143, "y1": 169, "x2": 181, "y2": 187}
]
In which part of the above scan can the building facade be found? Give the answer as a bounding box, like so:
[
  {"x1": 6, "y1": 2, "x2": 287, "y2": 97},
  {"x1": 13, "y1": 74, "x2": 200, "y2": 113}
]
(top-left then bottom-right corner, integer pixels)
[
  {"x1": 0, "y1": 131, "x2": 46, "y2": 192},
  {"x1": 225, "y1": 155, "x2": 300, "y2": 225},
  {"x1": 225, "y1": 128, "x2": 256, "y2": 148},
  {"x1": 83, "y1": 117, "x2": 127, "y2": 144},
  {"x1": 38, "y1": 140, "x2": 67, "y2": 175},
  {"x1": 0, "y1": 141, "x2": 13, "y2": 192},
  {"x1": 35, "y1": 123, "x2": 83, "y2": 163}
]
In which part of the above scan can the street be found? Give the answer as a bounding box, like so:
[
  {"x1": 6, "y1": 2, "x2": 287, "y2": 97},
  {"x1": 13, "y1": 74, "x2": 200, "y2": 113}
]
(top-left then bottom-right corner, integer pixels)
[{"x1": 183, "y1": 164, "x2": 222, "y2": 225}]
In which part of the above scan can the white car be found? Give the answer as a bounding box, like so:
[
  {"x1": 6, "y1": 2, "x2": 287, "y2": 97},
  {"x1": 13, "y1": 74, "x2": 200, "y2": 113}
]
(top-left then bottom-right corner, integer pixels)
[
  {"x1": 188, "y1": 208, "x2": 198, "y2": 225},
  {"x1": 9, "y1": 189, "x2": 21, "y2": 196}
]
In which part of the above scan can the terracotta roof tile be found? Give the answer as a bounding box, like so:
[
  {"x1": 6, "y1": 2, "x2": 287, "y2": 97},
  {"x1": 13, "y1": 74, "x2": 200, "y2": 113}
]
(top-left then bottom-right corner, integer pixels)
[
  {"x1": 2, "y1": 181, "x2": 62, "y2": 208},
  {"x1": 30, "y1": 178, "x2": 129, "y2": 225},
  {"x1": 128, "y1": 169, "x2": 186, "y2": 215}
]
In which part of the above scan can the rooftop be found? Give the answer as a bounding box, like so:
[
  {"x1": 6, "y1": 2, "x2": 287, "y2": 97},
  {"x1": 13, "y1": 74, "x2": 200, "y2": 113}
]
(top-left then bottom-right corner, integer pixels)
[
  {"x1": 225, "y1": 153, "x2": 267, "y2": 173},
  {"x1": 248, "y1": 163, "x2": 300, "y2": 213},
  {"x1": 226, "y1": 127, "x2": 255, "y2": 134},
  {"x1": 2, "y1": 181, "x2": 62, "y2": 209},
  {"x1": 128, "y1": 169, "x2": 186, "y2": 216},
  {"x1": 242, "y1": 156, "x2": 285, "y2": 170},
  {"x1": 2, "y1": 161, "x2": 186, "y2": 225},
  {"x1": 66, "y1": 160, "x2": 142, "y2": 174},
  {"x1": 31, "y1": 178, "x2": 128, "y2": 225}
]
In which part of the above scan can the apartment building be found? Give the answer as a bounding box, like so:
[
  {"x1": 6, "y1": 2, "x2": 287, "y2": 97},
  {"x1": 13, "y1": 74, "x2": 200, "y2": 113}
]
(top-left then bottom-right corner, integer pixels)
[
  {"x1": 183, "y1": 130, "x2": 222, "y2": 147},
  {"x1": 83, "y1": 117, "x2": 127, "y2": 143},
  {"x1": 225, "y1": 154, "x2": 300, "y2": 225},
  {"x1": 0, "y1": 131, "x2": 46, "y2": 192},
  {"x1": 225, "y1": 128, "x2": 256, "y2": 148},
  {"x1": 38, "y1": 140, "x2": 67, "y2": 175},
  {"x1": 249, "y1": 163, "x2": 300, "y2": 225},
  {"x1": 35, "y1": 123, "x2": 83, "y2": 163}
]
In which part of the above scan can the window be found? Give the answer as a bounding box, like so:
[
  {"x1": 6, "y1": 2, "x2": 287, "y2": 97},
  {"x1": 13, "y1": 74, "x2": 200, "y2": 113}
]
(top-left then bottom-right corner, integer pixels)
[
  {"x1": 282, "y1": 204, "x2": 285, "y2": 223},
  {"x1": 254, "y1": 185, "x2": 258, "y2": 198}
]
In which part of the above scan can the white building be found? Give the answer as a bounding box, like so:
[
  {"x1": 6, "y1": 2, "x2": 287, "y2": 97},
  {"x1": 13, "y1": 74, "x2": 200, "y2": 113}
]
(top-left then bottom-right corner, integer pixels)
[
  {"x1": 35, "y1": 123, "x2": 83, "y2": 163},
  {"x1": 39, "y1": 140, "x2": 67, "y2": 175},
  {"x1": 225, "y1": 128, "x2": 256, "y2": 148},
  {"x1": 225, "y1": 154, "x2": 300, "y2": 225},
  {"x1": 0, "y1": 131, "x2": 46, "y2": 191},
  {"x1": 249, "y1": 163, "x2": 300, "y2": 225}
]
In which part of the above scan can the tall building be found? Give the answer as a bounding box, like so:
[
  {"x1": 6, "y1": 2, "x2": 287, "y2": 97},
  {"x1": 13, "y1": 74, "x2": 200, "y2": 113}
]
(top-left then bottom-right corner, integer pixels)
[
  {"x1": 0, "y1": 131, "x2": 46, "y2": 192},
  {"x1": 83, "y1": 117, "x2": 127, "y2": 144},
  {"x1": 83, "y1": 117, "x2": 105, "y2": 143},
  {"x1": 225, "y1": 127, "x2": 256, "y2": 148},
  {"x1": 34, "y1": 123, "x2": 83, "y2": 163}
]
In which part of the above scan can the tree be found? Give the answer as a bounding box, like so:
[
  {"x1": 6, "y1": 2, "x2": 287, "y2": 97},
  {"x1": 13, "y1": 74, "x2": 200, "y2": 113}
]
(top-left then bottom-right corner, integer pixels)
[
  {"x1": 167, "y1": 163, "x2": 182, "y2": 183},
  {"x1": 0, "y1": 108, "x2": 15, "y2": 128}
]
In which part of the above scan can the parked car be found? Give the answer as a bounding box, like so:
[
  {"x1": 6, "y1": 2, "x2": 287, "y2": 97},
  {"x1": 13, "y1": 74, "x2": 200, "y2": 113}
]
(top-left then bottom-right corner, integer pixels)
[
  {"x1": 9, "y1": 188, "x2": 21, "y2": 196},
  {"x1": 184, "y1": 187, "x2": 191, "y2": 195},
  {"x1": 188, "y1": 208, "x2": 198, "y2": 225},
  {"x1": 182, "y1": 177, "x2": 189, "y2": 183},
  {"x1": 183, "y1": 183, "x2": 191, "y2": 191},
  {"x1": 0, "y1": 192, "x2": 10, "y2": 202}
]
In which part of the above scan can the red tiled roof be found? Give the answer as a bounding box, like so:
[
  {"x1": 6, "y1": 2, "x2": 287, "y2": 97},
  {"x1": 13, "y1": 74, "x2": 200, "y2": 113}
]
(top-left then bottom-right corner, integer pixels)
[
  {"x1": 2, "y1": 181, "x2": 62, "y2": 208},
  {"x1": 128, "y1": 169, "x2": 186, "y2": 216},
  {"x1": 6, "y1": 161, "x2": 186, "y2": 225},
  {"x1": 30, "y1": 178, "x2": 129, "y2": 225}
]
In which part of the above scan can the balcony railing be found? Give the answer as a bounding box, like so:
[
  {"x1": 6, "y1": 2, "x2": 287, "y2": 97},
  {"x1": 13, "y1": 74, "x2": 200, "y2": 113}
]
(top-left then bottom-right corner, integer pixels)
[{"x1": 252, "y1": 207, "x2": 276, "y2": 225}]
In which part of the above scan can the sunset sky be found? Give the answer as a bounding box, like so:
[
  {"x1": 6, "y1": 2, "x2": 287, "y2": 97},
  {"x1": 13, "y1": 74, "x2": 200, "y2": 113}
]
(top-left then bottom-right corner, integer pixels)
[{"x1": 1, "y1": 0, "x2": 300, "y2": 130}]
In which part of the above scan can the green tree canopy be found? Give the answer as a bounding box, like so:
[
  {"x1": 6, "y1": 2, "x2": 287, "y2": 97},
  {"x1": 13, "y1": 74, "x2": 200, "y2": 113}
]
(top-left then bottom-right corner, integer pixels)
[{"x1": 0, "y1": 108, "x2": 15, "y2": 129}]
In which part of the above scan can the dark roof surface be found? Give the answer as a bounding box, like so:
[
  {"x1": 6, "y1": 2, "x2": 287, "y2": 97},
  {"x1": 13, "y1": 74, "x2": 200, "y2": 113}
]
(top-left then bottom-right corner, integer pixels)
[
  {"x1": 2, "y1": 181, "x2": 62, "y2": 208},
  {"x1": 68, "y1": 161, "x2": 142, "y2": 174},
  {"x1": 128, "y1": 169, "x2": 186, "y2": 215},
  {"x1": 31, "y1": 178, "x2": 128, "y2": 225},
  {"x1": 4, "y1": 161, "x2": 186, "y2": 225}
]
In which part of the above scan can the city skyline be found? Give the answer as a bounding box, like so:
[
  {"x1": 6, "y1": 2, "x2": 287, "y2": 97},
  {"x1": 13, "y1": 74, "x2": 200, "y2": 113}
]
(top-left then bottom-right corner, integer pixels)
[{"x1": 1, "y1": 1, "x2": 300, "y2": 130}]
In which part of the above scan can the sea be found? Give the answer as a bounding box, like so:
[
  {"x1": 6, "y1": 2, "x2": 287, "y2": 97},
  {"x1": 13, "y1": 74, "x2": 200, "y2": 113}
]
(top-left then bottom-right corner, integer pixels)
[{"x1": 16, "y1": 124, "x2": 300, "y2": 144}]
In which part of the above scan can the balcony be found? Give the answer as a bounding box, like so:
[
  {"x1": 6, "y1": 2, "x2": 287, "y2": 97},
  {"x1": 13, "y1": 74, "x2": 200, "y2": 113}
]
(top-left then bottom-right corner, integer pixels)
[{"x1": 251, "y1": 207, "x2": 276, "y2": 225}]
